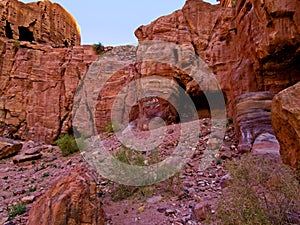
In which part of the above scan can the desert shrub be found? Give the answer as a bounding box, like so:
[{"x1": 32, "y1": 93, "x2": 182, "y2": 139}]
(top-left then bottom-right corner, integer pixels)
[
  {"x1": 111, "y1": 183, "x2": 154, "y2": 202},
  {"x1": 13, "y1": 40, "x2": 20, "y2": 49},
  {"x1": 215, "y1": 154, "x2": 300, "y2": 225},
  {"x1": 115, "y1": 144, "x2": 145, "y2": 166},
  {"x1": 232, "y1": 0, "x2": 238, "y2": 7},
  {"x1": 227, "y1": 117, "x2": 233, "y2": 125},
  {"x1": 54, "y1": 134, "x2": 79, "y2": 156},
  {"x1": 92, "y1": 42, "x2": 105, "y2": 55},
  {"x1": 7, "y1": 202, "x2": 26, "y2": 220},
  {"x1": 103, "y1": 120, "x2": 121, "y2": 135}
]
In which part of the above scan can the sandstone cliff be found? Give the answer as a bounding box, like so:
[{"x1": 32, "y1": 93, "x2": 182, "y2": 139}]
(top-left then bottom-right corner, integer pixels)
[
  {"x1": 136, "y1": 0, "x2": 300, "y2": 115},
  {"x1": 0, "y1": 0, "x2": 97, "y2": 143},
  {"x1": 0, "y1": 0, "x2": 80, "y2": 47},
  {"x1": 1, "y1": 0, "x2": 300, "y2": 154},
  {"x1": 135, "y1": 0, "x2": 300, "y2": 149},
  {"x1": 271, "y1": 82, "x2": 300, "y2": 169},
  {"x1": 0, "y1": 40, "x2": 97, "y2": 143}
]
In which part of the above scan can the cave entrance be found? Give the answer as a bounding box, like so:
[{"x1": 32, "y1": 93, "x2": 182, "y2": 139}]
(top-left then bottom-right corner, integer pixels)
[
  {"x1": 127, "y1": 77, "x2": 221, "y2": 131},
  {"x1": 176, "y1": 80, "x2": 213, "y2": 120},
  {"x1": 18, "y1": 26, "x2": 34, "y2": 42},
  {"x1": 5, "y1": 21, "x2": 13, "y2": 39}
]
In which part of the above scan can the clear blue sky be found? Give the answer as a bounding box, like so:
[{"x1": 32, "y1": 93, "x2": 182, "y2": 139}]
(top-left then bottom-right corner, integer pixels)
[{"x1": 22, "y1": 0, "x2": 218, "y2": 46}]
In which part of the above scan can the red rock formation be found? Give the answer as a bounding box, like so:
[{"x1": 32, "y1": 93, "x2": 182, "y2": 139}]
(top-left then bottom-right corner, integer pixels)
[
  {"x1": 27, "y1": 172, "x2": 105, "y2": 225},
  {"x1": 0, "y1": 137, "x2": 22, "y2": 159},
  {"x1": 135, "y1": 0, "x2": 300, "y2": 141},
  {"x1": 271, "y1": 82, "x2": 300, "y2": 170},
  {"x1": 1, "y1": 0, "x2": 300, "y2": 157},
  {"x1": 220, "y1": 0, "x2": 235, "y2": 7},
  {"x1": 236, "y1": 92, "x2": 274, "y2": 152},
  {"x1": 0, "y1": 40, "x2": 98, "y2": 143},
  {"x1": 0, "y1": 0, "x2": 80, "y2": 47}
]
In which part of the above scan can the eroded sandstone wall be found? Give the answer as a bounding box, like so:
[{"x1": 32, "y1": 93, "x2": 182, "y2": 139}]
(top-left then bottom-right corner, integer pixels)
[
  {"x1": 0, "y1": 0, "x2": 80, "y2": 47},
  {"x1": 135, "y1": 0, "x2": 300, "y2": 138},
  {"x1": 0, "y1": 39, "x2": 97, "y2": 143},
  {"x1": 1, "y1": 0, "x2": 299, "y2": 149}
]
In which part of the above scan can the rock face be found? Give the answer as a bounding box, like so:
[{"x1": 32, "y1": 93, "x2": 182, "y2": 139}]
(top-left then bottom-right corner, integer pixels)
[
  {"x1": 1, "y1": 0, "x2": 300, "y2": 154},
  {"x1": 135, "y1": 0, "x2": 300, "y2": 137},
  {"x1": 271, "y1": 82, "x2": 300, "y2": 169},
  {"x1": 74, "y1": 43, "x2": 216, "y2": 135},
  {"x1": 0, "y1": 0, "x2": 80, "y2": 47},
  {"x1": 236, "y1": 92, "x2": 274, "y2": 152},
  {"x1": 0, "y1": 40, "x2": 98, "y2": 143},
  {"x1": 27, "y1": 172, "x2": 105, "y2": 225},
  {"x1": 0, "y1": 0, "x2": 97, "y2": 144},
  {"x1": 0, "y1": 137, "x2": 22, "y2": 159}
]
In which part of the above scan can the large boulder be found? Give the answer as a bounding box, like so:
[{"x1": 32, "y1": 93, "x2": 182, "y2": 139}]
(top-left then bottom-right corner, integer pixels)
[
  {"x1": 0, "y1": 137, "x2": 22, "y2": 159},
  {"x1": 271, "y1": 82, "x2": 300, "y2": 169},
  {"x1": 27, "y1": 172, "x2": 105, "y2": 225},
  {"x1": 235, "y1": 92, "x2": 274, "y2": 152}
]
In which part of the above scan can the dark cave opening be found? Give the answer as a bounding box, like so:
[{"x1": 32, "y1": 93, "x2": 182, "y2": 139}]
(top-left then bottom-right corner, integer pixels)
[
  {"x1": 127, "y1": 78, "x2": 226, "y2": 131},
  {"x1": 5, "y1": 21, "x2": 13, "y2": 39},
  {"x1": 18, "y1": 26, "x2": 34, "y2": 42}
]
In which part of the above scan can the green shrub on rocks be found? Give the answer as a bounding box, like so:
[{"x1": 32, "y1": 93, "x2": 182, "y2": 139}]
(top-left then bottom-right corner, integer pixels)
[
  {"x1": 7, "y1": 202, "x2": 26, "y2": 220},
  {"x1": 92, "y1": 42, "x2": 105, "y2": 55},
  {"x1": 215, "y1": 154, "x2": 300, "y2": 225},
  {"x1": 54, "y1": 134, "x2": 79, "y2": 156}
]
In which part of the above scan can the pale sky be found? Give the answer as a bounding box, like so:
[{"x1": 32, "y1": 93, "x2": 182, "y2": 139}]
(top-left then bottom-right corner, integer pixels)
[{"x1": 22, "y1": 0, "x2": 218, "y2": 46}]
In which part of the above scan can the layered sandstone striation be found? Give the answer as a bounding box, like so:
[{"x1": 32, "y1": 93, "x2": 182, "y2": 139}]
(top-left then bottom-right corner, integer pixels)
[
  {"x1": 0, "y1": 0, "x2": 80, "y2": 47},
  {"x1": 135, "y1": 0, "x2": 300, "y2": 145},
  {"x1": 1, "y1": 0, "x2": 300, "y2": 158},
  {"x1": 0, "y1": 0, "x2": 96, "y2": 144}
]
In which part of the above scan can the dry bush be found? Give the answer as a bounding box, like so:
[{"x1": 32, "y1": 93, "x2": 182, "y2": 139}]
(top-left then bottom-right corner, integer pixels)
[{"x1": 216, "y1": 154, "x2": 300, "y2": 225}]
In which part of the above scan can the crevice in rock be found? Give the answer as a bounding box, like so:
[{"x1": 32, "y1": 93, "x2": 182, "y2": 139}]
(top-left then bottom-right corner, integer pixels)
[
  {"x1": 5, "y1": 21, "x2": 13, "y2": 39},
  {"x1": 245, "y1": 2, "x2": 253, "y2": 13}
]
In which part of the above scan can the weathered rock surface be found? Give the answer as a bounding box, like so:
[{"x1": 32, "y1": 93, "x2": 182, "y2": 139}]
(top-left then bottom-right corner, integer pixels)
[
  {"x1": 252, "y1": 133, "x2": 280, "y2": 156},
  {"x1": 27, "y1": 172, "x2": 105, "y2": 225},
  {"x1": 192, "y1": 201, "x2": 212, "y2": 221},
  {"x1": 74, "y1": 43, "x2": 217, "y2": 135},
  {"x1": 135, "y1": 0, "x2": 300, "y2": 135},
  {"x1": 0, "y1": 137, "x2": 22, "y2": 159},
  {"x1": 235, "y1": 92, "x2": 274, "y2": 152},
  {"x1": 12, "y1": 152, "x2": 42, "y2": 163},
  {"x1": 1, "y1": 0, "x2": 300, "y2": 153},
  {"x1": 0, "y1": 40, "x2": 98, "y2": 143},
  {"x1": 271, "y1": 82, "x2": 300, "y2": 169},
  {"x1": 0, "y1": 0, "x2": 80, "y2": 47}
]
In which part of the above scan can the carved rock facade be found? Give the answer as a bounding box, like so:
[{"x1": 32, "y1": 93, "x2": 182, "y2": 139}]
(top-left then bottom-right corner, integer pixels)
[{"x1": 0, "y1": 0, "x2": 80, "y2": 47}]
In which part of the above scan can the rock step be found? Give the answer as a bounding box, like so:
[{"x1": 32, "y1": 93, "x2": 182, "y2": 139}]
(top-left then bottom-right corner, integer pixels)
[{"x1": 0, "y1": 137, "x2": 22, "y2": 159}]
